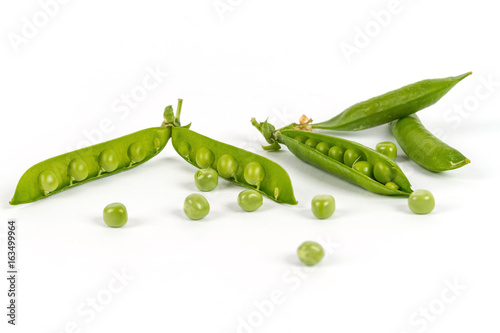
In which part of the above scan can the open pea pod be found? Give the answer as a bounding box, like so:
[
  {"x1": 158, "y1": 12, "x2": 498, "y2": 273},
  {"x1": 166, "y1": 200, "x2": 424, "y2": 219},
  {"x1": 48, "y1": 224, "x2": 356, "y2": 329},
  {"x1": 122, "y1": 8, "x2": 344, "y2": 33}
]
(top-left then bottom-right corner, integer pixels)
[
  {"x1": 252, "y1": 119, "x2": 413, "y2": 196},
  {"x1": 10, "y1": 101, "x2": 186, "y2": 205},
  {"x1": 10, "y1": 127, "x2": 171, "y2": 205},
  {"x1": 171, "y1": 127, "x2": 298, "y2": 205},
  {"x1": 285, "y1": 72, "x2": 471, "y2": 131}
]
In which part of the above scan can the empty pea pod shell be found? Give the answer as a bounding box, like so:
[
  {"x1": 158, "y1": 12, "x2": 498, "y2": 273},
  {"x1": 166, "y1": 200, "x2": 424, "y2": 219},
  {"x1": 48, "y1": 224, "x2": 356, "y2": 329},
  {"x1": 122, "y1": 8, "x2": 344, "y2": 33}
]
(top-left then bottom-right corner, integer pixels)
[
  {"x1": 10, "y1": 127, "x2": 171, "y2": 205},
  {"x1": 390, "y1": 114, "x2": 470, "y2": 172},
  {"x1": 277, "y1": 130, "x2": 413, "y2": 196},
  {"x1": 171, "y1": 127, "x2": 297, "y2": 205},
  {"x1": 309, "y1": 72, "x2": 471, "y2": 131}
]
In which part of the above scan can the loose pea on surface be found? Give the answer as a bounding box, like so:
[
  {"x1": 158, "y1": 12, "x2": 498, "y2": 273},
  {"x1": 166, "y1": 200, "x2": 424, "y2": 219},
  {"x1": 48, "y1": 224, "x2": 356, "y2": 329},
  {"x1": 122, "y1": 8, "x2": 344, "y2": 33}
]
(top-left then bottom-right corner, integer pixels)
[
  {"x1": 328, "y1": 146, "x2": 346, "y2": 162},
  {"x1": 103, "y1": 202, "x2": 128, "y2": 228},
  {"x1": 376, "y1": 141, "x2": 397, "y2": 160},
  {"x1": 98, "y1": 149, "x2": 119, "y2": 173},
  {"x1": 353, "y1": 161, "x2": 373, "y2": 178},
  {"x1": 343, "y1": 148, "x2": 362, "y2": 167},
  {"x1": 194, "y1": 168, "x2": 218, "y2": 192},
  {"x1": 195, "y1": 147, "x2": 215, "y2": 169},
  {"x1": 311, "y1": 194, "x2": 335, "y2": 219},
  {"x1": 297, "y1": 241, "x2": 325, "y2": 266},
  {"x1": 68, "y1": 158, "x2": 89, "y2": 182},
  {"x1": 217, "y1": 154, "x2": 238, "y2": 179},
  {"x1": 38, "y1": 170, "x2": 58, "y2": 194},
  {"x1": 184, "y1": 193, "x2": 210, "y2": 220},
  {"x1": 315, "y1": 142, "x2": 330, "y2": 155},
  {"x1": 237, "y1": 189, "x2": 263, "y2": 212},
  {"x1": 408, "y1": 189, "x2": 435, "y2": 214},
  {"x1": 243, "y1": 162, "x2": 265, "y2": 189}
]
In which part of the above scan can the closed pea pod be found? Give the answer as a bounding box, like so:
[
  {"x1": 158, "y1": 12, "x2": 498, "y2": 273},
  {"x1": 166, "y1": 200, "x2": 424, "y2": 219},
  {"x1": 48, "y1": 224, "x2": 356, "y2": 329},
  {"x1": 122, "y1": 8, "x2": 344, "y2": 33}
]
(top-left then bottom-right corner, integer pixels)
[
  {"x1": 390, "y1": 114, "x2": 470, "y2": 172},
  {"x1": 171, "y1": 127, "x2": 297, "y2": 205},
  {"x1": 284, "y1": 72, "x2": 471, "y2": 131}
]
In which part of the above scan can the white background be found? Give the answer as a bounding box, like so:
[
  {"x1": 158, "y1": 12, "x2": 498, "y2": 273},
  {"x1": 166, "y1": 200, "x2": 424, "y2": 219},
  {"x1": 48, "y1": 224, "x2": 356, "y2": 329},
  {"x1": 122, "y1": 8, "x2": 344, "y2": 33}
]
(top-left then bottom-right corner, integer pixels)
[{"x1": 1, "y1": 1, "x2": 500, "y2": 332}]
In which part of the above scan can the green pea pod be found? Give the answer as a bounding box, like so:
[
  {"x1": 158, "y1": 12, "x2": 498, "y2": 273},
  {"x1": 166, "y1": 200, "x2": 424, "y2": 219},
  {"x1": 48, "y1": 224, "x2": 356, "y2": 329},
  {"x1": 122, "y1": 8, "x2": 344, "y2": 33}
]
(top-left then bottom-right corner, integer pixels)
[
  {"x1": 10, "y1": 127, "x2": 171, "y2": 205},
  {"x1": 252, "y1": 119, "x2": 413, "y2": 196},
  {"x1": 171, "y1": 127, "x2": 298, "y2": 205},
  {"x1": 390, "y1": 114, "x2": 470, "y2": 172},
  {"x1": 304, "y1": 72, "x2": 471, "y2": 131}
]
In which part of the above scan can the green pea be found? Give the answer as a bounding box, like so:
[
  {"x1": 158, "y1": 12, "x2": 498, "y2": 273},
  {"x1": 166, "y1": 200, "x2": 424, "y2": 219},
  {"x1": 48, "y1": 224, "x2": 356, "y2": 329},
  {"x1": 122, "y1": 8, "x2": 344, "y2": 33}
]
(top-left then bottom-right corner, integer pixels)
[
  {"x1": 98, "y1": 149, "x2": 119, "y2": 173},
  {"x1": 237, "y1": 189, "x2": 263, "y2": 212},
  {"x1": 153, "y1": 137, "x2": 161, "y2": 151},
  {"x1": 373, "y1": 161, "x2": 394, "y2": 184},
  {"x1": 311, "y1": 194, "x2": 335, "y2": 219},
  {"x1": 244, "y1": 162, "x2": 265, "y2": 189},
  {"x1": 38, "y1": 170, "x2": 58, "y2": 194},
  {"x1": 103, "y1": 202, "x2": 128, "y2": 228},
  {"x1": 385, "y1": 182, "x2": 399, "y2": 190},
  {"x1": 328, "y1": 146, "x2": 346, "y2": 162},
  {"x1": 128, "y1": 142, "x2": 146, "y2": 164},
  {"x1": 376, "y1": 141, "x2": 397, "y2": 160},
  {"x1": 184, "y1": 193, "x2": 210, "y2": 220},
  {"x1": 195, "y1": 147, "x2": 215, "y2": 169},
  {"x1": 194, "y1": 168, "x2": 218, "y2": 192},
  {"x1": 177, "y1": 142, "x2": 191, "y2": 160},
  {"x1": 305, "y1": 138, "x2": 320, "y2": 148},
  {"x1": 353, "y1": 161, "x2": 373, "y2": 178},
  {"x1": 408, "y1": 189, "x2": 435, "y2": 214},
  {"x1": 315, "y1": 142, "x2": 330, "y2": 155},
  {"x1": 297, "y1": 241, "x2": 324, "y2": 266},
  {"x1": 295, "y1": 135, "x2": 307, "y2": 143},
  {"x1": 217, "y1": 154, "x2": 238, "y2": 179},
  {"x1": 67, "y1": 158, "x2": 89, "y2": 183},
  {"x1": 343, "y1": 148, "x2": 362, "y2": 167}
]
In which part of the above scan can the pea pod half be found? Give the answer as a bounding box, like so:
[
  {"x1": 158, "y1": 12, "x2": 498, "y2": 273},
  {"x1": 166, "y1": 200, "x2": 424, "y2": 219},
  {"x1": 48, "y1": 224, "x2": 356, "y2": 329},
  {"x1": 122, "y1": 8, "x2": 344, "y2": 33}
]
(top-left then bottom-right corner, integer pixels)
[
  {"x1": 390, "y1": 114, "x2": 470, "y2": 172},
  {"x1": 10, "y1": 127, "x2": 171, "y2": 205},
  {"x1": 252, "y1": 119, "x2": 413, "y2": 196},
  {"x1": 171, "y1": 127, "x2": 298, "y2": 205},
  {"x1": 286, "y1": 72, "x2": 471, "y2": 131},
  {"x1": 10, "y1": 101, "x2": 186, "y2": 205}
]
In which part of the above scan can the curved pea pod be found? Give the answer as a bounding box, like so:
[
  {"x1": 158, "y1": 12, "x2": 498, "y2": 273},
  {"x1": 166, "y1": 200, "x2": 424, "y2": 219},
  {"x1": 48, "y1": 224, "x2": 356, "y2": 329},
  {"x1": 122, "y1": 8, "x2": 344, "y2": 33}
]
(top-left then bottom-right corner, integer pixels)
[
  {"x1": 10, "y1": 127, "x2": 171, "y2": 205},
  {"x1": 171, "y1": 127, "x2": 298, "y2": 205},
  {"x1": 276, "y1": 130, "x2": 413, "y2": 196},
  {"x1": 390, "y1": 114, "x2": 470, "y2": 172},
  {"x1": 309, "y1": 72, "x2": 471, "y2": 131}
]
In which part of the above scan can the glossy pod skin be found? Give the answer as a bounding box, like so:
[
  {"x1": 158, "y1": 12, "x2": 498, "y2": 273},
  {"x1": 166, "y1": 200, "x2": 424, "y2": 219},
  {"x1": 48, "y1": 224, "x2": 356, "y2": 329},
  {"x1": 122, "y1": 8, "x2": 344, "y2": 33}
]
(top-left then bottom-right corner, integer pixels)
[
  {"x1": 292, "y1": 72, "x2": 471, "y2": 131},
  {"x1": 390, "y1": 114, "x2": 470, "y2": 172},
  {"x1": 10, "y1": 127, "x2": 171, "y2": 205},
  {"x1": 171, "y1": 127, "x2": 297, "y2": 205}
]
